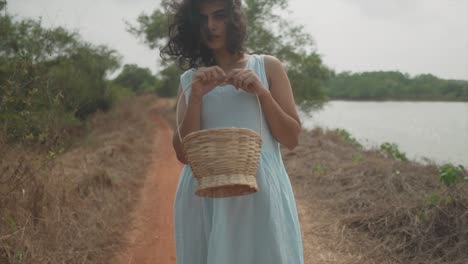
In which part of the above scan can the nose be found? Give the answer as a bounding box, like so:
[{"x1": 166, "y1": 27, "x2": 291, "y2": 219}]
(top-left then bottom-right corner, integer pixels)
[{"x1": 207, "y1": 17, "x2": 217, "y2": 32}]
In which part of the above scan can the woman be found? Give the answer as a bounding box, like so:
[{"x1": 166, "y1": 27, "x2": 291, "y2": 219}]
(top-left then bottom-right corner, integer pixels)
[{"x1": 161, "y1": 0, "x2": 304, "y2": 263}]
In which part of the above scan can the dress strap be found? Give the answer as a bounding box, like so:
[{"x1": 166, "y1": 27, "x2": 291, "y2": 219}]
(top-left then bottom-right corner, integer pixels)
[{"x1": 252, "y1": 54, "x2": 270, "y2": 90}]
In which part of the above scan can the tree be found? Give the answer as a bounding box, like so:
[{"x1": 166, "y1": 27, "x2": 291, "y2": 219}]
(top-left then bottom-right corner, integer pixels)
[
  {"x1": 155, "y1": 62, "x2": 184, "y2": 97},
  {"x1": 113, "y1": 64, "x2": 158, "y2": 95},
  {"x1": 0, "y1": 0, "x2": 6, "y2": 12},
  {"x1": 0, "y1": 6, "x2": 121, "y2": 142}
]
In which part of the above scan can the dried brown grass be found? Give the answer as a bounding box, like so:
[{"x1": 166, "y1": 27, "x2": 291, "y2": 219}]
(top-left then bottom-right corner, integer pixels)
[
  {"x1": 283, "y1": 127, "x2": 468, "y2": 264},
  {"x1": 0, "y1": 95, "x2": 160, "y2": 263}
]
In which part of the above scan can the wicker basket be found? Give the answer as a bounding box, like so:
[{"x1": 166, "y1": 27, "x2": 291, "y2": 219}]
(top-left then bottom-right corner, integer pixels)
[{"x1": 176, "y1": 80, "x2": 263, "y2": 198}]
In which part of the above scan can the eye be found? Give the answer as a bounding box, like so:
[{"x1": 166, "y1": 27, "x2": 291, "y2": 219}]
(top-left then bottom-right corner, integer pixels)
[{"x1": 215, "y1": 13, "x2": 226, "y2": 19}]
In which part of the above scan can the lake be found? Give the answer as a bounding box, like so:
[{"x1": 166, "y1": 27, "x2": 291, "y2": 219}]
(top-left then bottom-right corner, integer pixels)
[{"x1": 299, "y1": 101, "x2": 468, "y2": 167}]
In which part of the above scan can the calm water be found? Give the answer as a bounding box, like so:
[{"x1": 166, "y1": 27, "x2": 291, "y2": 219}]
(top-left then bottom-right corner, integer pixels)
[{"x1": 299, "y1": 101, "x2": 468, "y2": 167}]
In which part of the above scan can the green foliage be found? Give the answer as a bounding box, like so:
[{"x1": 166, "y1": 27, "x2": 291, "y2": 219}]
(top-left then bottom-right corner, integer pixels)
[
  {"x1": 0, "y1": 12, "x2": 121, "y2": 144},
  {"x1": 334, "y1": 128, "x2": 363, "y2": 148},
  {"x1": 242, "y1": 0, "x2": 332, "y2": 105},
  {"x1": 108, "y1": 82, "x2": 135, "y2": 103},
  {"x1": 127, "y1": 0, "x2": 331, "y2": 102},
  {"x1": 352, "y1": 153, "x2": 364, "y2": 162},
  {"x1": 126, "y1": 8, "x2": 170, "y2": 50},
  {"x1": 439, "y1": 163, "x2": 467, "y2": 188},
  {"x1": 428, "y1": 193, "x2": 441, "y2": 206},
  {"x1": 288, "y1": 53, "x2": 331, "y2": 104},
  {"x1": 155, "y1": 63, "x2": 184, "y2": 97},
  {"x1": 113, "y1": 64, "x2": 157, "y2": 95},
  {"x1": 425, "y1": 193, "x2": 455, "y2": 207},
  {"x1": 0, "y1": 0, "x2": 6, "y2": 11},
  {"x1": 325, "y1": 71, "x2": 468, "y2": 101},
  {"x1": 426, "y1": 164, "x2": 467, "y2": 208},
  {"x1": 46, "y1": 45, "x2": 120, "y2": 117},
  {"x1": 380, "y1": 142, "x2": 408, "y2": 161},
  {"x1": 313, "y1": 164, "x2": 326, "y2": 174}
]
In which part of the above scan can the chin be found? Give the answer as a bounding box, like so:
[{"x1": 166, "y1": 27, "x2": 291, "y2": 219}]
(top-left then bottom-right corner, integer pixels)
[
  {"x1": 209, "y1": 45, "x2": 225, "y2": 51},
  {"x1": 205, "y1": 40, "x2": 225, "y2": 51}
]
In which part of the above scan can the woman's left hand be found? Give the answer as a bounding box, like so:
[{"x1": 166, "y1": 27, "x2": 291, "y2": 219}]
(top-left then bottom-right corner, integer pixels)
[{"x1": 226, "y1": 69, "x2": 269, "y2": 98}]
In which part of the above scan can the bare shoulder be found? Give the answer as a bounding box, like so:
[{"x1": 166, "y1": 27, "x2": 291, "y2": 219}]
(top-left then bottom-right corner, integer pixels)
[
  {"x1": 263, "y1": 55, "x2": 284, "y2": 71},
  {"x1": 263, "y1": 55, "x2": 286, "y2": 84},
  {"x1": 263, "y1": 55, "x2": 286, "y2": 87}
]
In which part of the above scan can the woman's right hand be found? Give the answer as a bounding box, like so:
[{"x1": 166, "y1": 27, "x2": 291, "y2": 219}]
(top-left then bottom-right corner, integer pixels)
[{"x1": 190, "y1": 66, "x2": 226, "y2": 100}]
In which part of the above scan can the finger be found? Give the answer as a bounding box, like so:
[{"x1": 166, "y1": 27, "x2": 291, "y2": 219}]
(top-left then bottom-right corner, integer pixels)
[
  {"x1": 240, "y1": 74, "x2": 255, "y2": 91},
  {"x1": 226, "y1": 69, "x2": 241, "y2": 82},
  {"x1": 229, "y1": 70, "x2": 245, "y2": 87},
  {"x1": 210, "y1": 70, "x2": 221, "y2": 83},
  {"x1": 237, "y1": 72, "x2": 248, "y2": 88},
  {"x1": 195, "y1": 67, "x2": 206, "y2": 80},
  {"x1": 213, "y1": 67, "x2": 226, "y2": 84},
  {"x1": 233, "y1": 69, "x2": 246, "y2": 79},
  {"x1": 214, "y1": 66, "x2": 226, "y2": 80},
  {"x1": 206, "y1": 69, "x2": 215, "y2": 81},
  {"x1": 194, "y1": 71, "x2": 203, "y2": 81},
  {"x1": 236, "y1": 71, "x2": 250, "y2": 88},
  {"x1": 200, "y1": 71, "x2": 208, "y2": 82}
]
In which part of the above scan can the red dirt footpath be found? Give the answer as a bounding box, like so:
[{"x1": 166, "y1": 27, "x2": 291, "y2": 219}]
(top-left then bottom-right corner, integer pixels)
[{"x1": 112, "y1": 99, "x2": 183, "y2": 264}]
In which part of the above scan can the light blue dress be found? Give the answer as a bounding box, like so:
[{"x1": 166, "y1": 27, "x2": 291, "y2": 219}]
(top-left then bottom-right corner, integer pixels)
[{"x1": 174, "y1": 54, "x2": 304, "y2": 264}]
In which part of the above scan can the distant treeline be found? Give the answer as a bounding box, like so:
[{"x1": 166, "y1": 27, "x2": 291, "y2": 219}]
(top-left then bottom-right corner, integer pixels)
[{"x1": 324, "y1": 71, "x2": 468, "y2": 101}]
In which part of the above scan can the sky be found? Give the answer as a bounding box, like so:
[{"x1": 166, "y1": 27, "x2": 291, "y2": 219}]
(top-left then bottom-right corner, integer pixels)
[{"x1": 7, "y1": 0, "x2": 468, "y2": 80}]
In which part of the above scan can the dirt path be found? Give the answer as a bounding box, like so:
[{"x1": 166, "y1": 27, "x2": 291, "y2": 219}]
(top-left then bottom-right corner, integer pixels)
[{"x1": 112, "y1": 99, "x2": 182, "y2": 264}]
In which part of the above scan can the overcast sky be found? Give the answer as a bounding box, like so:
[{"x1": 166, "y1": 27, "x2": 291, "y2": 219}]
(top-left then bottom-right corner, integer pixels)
[{"x1": 8, "y1": 0, "x2": 468, "y2": 80}]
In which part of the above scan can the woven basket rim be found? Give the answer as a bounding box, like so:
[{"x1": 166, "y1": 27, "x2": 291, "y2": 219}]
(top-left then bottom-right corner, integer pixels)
[{"x1": 182, "y1": 127, "x2": 261, "y2": 142}]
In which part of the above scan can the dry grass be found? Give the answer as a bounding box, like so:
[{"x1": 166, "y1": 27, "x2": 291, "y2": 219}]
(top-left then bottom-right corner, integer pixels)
[
  {"x1": 0, "y1": 95, "x2": 160, "y2": 263},
  {"x1": 283, "y1": 127, "x2": 468, "y2": 264}
]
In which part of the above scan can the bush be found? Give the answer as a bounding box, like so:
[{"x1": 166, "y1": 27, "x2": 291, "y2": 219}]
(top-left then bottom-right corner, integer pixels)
[
  {"x1": 380, "y1": 142, "x2": 408, "y2": 161},
  {"x1": 439, "y1": 163, "x2": 467, "y2": 188},
  {"x1": 334, "y1": 128, "x2": 363, "y2": 148},
  {"x1": 0, "y1": 13, "x2": 120, "y2": 144}
]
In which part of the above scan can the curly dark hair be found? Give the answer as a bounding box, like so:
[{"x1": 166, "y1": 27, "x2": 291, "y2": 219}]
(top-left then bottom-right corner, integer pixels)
[{"x1": 160, "y1": 0, "x2": 247, "y2": 69}]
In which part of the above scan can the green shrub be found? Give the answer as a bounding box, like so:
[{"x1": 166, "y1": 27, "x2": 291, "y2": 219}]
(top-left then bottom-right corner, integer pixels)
[
  {"x1": 334, "y1": 128, "x2": 363, "y2": 148},
  {"x1": 380, "y1": 142, "x2": 408, "y2": 161},
  {"x1": 0, "y1": 13, "x2": 120, "y2": 144},
  {"x1": 108, "y1": 83, "x2": 135, "y2": 104},
  {"x1": 439, "y1": 163, "x2": 467, "y2": 188}
]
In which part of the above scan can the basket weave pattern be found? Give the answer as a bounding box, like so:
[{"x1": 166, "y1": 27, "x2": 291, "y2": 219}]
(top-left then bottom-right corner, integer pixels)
[{"x1": 176, "y1": 80, "x2": 263, "y2": 198}]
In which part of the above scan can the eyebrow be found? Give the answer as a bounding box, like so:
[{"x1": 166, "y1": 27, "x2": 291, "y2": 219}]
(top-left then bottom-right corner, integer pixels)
[
  {"x1": 200, "y1": 8, "x2": 225, "y2": 16},
  {"x1": 213, "y1": 9, "x2": 225, "y2": 14}
]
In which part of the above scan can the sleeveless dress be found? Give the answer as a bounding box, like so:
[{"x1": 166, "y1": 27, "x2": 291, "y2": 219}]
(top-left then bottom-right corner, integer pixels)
[{"x1": 174, "y1": 54, "x2": 304, "y2": 264}]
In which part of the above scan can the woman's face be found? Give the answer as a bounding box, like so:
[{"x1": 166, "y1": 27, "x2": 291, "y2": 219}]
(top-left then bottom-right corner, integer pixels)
[{"x1": 199, "y1": 0, "x2": 227, "y2": 50}]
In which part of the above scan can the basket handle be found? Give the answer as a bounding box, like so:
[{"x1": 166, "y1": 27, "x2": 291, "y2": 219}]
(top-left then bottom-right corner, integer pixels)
[{"x1": 175, "y1": 79, "x2": 263, "y2": 143}]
